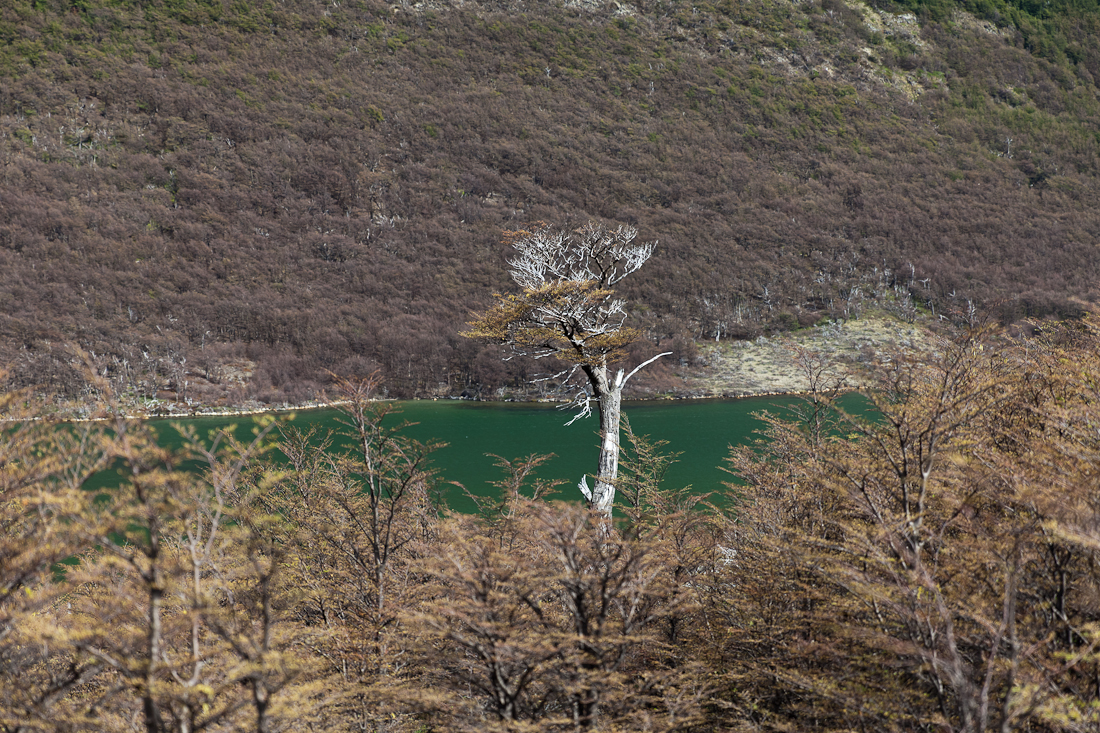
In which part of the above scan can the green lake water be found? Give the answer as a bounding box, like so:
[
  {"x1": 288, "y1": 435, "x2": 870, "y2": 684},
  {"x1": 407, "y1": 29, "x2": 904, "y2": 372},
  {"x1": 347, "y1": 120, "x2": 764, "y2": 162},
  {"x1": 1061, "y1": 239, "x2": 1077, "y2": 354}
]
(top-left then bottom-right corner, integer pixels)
[{"x1": 148, "y1": 395, "x2": 828, "y2": 512}]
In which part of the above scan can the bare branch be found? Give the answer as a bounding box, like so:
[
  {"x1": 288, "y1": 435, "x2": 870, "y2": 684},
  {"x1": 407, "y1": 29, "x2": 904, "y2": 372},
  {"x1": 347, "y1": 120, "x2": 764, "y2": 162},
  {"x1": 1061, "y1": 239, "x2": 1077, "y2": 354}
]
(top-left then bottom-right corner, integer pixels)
[{"x1": 623, "y1": 351, "x2": 673, "y2": 387}]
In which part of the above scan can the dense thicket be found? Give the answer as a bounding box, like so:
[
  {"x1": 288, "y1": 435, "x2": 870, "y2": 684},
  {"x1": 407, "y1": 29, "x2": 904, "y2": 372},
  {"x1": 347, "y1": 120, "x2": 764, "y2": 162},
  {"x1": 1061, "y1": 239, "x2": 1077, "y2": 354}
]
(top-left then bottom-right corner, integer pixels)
[
  {"x1": 2, "y1": 0, "x2": 1100, "y2": 403},
  {"x1": 6, "y1": 320, "x2": 1100, "y2": 731}
]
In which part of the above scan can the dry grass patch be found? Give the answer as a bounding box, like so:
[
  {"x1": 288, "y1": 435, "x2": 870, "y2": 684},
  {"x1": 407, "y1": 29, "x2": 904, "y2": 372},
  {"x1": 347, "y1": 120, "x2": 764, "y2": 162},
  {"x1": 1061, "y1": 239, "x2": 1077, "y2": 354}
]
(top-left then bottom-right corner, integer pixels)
[{"x1": 678, "y1": 314, "x2": 931, "y2": 397}]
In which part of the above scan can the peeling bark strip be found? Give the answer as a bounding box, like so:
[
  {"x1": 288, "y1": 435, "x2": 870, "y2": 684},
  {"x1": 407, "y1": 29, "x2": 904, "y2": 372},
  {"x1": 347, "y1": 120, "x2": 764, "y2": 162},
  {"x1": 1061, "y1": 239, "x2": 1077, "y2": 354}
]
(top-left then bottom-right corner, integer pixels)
[{"x1": 463, "y1": 222, "x2": 669, "y2": 516}]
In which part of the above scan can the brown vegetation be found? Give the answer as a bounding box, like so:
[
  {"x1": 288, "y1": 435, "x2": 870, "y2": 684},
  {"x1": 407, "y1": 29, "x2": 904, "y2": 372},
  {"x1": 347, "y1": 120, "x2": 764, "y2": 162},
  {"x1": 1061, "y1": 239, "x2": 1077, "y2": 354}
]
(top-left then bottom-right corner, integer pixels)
[
  {"x1": 6, "y1": 318, "x2": 1100, "y2": 730},
  {"x1": 2, "y1": 0, "x2": 1100, "y2": 404}
]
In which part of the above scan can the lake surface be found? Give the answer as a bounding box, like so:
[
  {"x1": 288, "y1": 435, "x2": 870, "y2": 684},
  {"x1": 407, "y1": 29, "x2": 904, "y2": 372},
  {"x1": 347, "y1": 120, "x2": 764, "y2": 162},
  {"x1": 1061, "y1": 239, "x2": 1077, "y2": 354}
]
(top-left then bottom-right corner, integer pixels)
[{"x1": 148, "y1": 395, "x2": 824, "y2": 511}]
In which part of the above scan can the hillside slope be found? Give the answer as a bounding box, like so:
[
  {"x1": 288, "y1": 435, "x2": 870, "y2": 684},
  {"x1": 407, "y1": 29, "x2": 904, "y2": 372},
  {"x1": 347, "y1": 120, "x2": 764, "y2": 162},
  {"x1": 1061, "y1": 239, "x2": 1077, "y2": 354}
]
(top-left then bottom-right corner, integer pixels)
[{"x1": 2, "y1": 0, "x2": 1099, "y2": 404}]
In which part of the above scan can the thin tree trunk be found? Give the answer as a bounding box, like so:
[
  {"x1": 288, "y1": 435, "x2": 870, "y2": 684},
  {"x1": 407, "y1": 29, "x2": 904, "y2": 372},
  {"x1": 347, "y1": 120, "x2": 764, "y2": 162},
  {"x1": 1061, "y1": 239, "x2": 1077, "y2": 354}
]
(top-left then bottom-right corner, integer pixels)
[{"x1": 144, "y1": 580, "x2": 164, "y2": 733}]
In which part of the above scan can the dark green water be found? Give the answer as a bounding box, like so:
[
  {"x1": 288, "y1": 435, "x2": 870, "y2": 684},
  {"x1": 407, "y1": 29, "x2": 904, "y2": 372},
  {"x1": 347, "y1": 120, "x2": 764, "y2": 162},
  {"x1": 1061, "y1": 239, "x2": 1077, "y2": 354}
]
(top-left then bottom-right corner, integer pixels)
[{"x1": 147, "y1": 395, "x2": 825, "y2": 511}]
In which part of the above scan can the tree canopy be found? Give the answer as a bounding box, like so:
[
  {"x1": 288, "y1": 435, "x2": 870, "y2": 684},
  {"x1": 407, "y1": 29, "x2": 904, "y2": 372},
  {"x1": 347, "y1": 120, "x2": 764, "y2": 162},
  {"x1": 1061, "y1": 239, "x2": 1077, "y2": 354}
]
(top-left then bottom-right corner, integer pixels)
[
  {"x1": 6, "y1": 320, "x2": 1100, "y2": 729},
  {"x1": 464, "y1": 223, "x2": 652, "y2": 376}
]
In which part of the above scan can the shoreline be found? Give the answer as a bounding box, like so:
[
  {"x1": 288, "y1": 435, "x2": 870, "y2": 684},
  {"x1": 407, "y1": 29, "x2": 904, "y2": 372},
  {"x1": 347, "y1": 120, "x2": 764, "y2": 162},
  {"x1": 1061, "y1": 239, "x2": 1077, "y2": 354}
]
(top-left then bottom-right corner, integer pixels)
[
  {"x1": 15, "y1": 384, "x2": 834, "y2": 425},
  {"x1": 33, "y1": 381, "x2": 865, "y2": 425},
  {"x1": 13, "y1": 314, "x2": 931, "y2": 423}
]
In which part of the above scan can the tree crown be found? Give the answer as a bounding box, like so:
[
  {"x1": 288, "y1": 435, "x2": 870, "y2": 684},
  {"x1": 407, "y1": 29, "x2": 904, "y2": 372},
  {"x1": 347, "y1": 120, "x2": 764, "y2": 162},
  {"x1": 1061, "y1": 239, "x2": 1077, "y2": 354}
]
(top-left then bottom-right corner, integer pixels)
[{"x1": 463, "y1": 222, "x2": 655, "y2": 371}]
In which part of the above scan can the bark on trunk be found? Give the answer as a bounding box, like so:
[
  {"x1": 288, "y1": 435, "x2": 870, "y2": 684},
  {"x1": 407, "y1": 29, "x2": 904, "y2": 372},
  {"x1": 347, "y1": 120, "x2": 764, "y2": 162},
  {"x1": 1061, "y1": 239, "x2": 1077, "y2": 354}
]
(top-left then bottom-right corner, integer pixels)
[
  {"x1": 583, "y1": 353, "x2": 669, "y2": 516},
  {"x1": 592, "y1": 383, "x2": 621, "y2": 517},
  {"x1": 588, "y1": 367, "x2": 623, "y2": 518},
  {"x1": 144, "y1": 580, "x2": 164, "y2": 733}
]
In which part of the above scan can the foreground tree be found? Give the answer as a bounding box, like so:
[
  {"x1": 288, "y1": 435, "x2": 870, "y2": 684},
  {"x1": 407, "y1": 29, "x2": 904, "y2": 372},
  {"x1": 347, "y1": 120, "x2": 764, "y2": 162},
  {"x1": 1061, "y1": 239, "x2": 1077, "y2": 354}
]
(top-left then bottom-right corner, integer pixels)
[
  {"x1": 720, "y1": 324, "x2": 1100, "y2": 732},
  {"x1": 63, "y1": 415, "x2": 323, "y2": 733},
  {"x1": 259, "y1": 374, "x2": 443, "y2": 730},
  {"x1": 415, "y1": 500, "x2": 710, "y2": 732},
  {"x1": 0, "y1": 378, "x2": 110, "y2": 731},
  {"x1": 464, "y1": 223, "x2": 669, "y2": 516}
]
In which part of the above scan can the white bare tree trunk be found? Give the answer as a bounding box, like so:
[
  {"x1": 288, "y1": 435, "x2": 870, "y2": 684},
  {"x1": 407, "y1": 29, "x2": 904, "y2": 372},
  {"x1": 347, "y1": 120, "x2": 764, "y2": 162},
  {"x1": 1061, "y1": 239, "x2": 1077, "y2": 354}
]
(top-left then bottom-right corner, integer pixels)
[
  {"x1": 590, "y1": 368, "x2": 623, "y2": 517},
  {"x1": 584, "y1": 353, "x2": 667, "y2": 517}
]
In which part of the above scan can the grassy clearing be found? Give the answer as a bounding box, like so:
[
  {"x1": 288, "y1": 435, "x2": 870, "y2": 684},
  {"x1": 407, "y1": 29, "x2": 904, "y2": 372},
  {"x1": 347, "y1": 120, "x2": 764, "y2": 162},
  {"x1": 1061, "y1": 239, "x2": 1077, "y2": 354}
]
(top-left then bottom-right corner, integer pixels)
[{"x1": 682, "y1": 313, "x2": 931, "y2": 396}]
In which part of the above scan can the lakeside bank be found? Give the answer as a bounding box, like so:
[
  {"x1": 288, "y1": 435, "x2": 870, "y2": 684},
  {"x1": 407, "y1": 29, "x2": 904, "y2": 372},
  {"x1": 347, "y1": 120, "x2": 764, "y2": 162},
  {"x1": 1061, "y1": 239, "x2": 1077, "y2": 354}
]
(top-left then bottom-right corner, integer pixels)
[{"x1": 28, "y1": 315, "x2": 931, "y2": 422}]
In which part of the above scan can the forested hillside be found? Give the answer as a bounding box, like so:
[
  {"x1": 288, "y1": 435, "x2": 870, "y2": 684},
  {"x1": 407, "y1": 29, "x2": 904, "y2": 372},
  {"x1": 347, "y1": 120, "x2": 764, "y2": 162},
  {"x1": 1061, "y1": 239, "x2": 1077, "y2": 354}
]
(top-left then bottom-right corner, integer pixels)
[{"x1": 2, "y1": 0, "x2": 1100, "y2": 404}]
